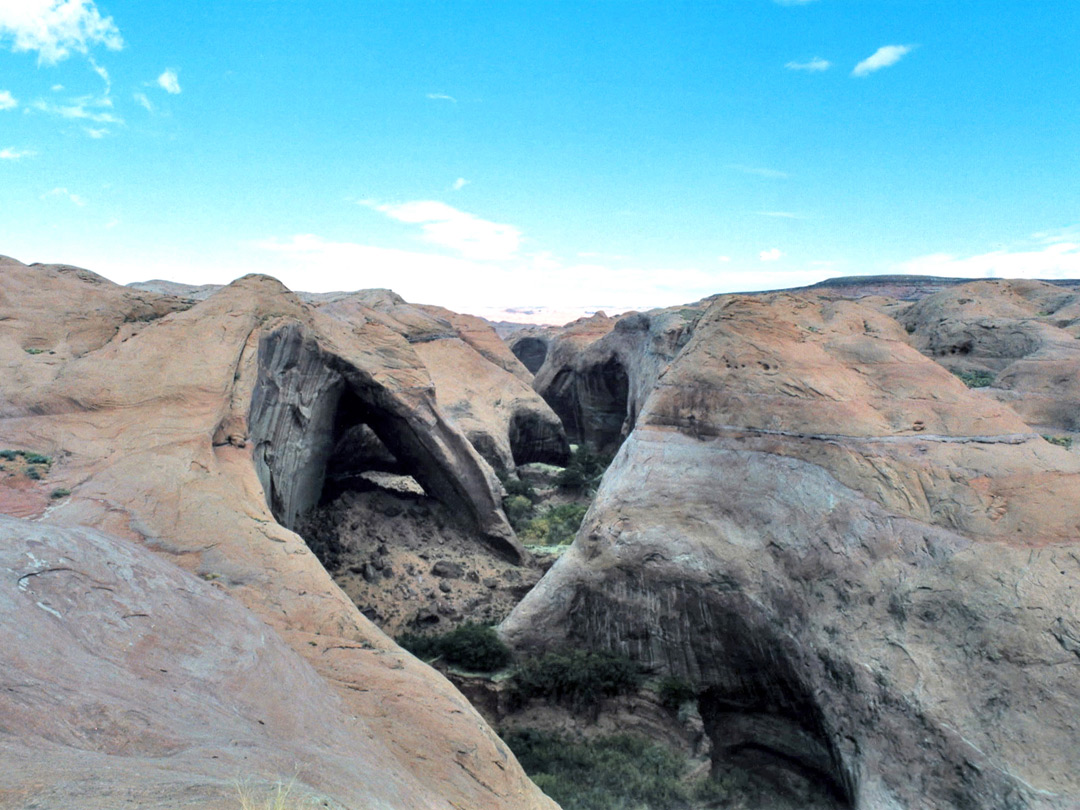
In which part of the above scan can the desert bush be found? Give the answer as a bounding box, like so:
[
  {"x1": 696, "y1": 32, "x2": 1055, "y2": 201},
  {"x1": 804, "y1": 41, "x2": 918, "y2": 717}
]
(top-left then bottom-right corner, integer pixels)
[
  {"x1": 510, "y1": 649, "x2": 642, "y2": 712},
  {"x1": 396, "y1": 622, "x2": 512, "y2": 672},
  {"x1": 656, "y1": 675, "x2": 697, "y2": 710},
  {"x1": 1043, "y1": 434, "x2": 1074, "y2": 449},
  {"x1": 519, "y1": 502, "x2": 589, "y2": 546},
  {"x1": 556, "y1": 445, "x2": 612, "y2": 492},
  {"x1": 953, "y1": 369, "x2": 995, "y2": 388},
  {"x1": 26, "y1": 467, "x2": 42, "y2": 480},
  {"x1": 49, "y1": 488, "x2": 71, "y2": 499},
  {"x1": 0, "y1": 450, "x2": 16, "y2": 461},
  {"x1": 503, "y1": 728, "x2": 720, "y2": 810},
  {"x1": 503, "y1": 494, "x2": 534, "y2": 531},
  {"x1": 499, "y1": 472, "x2": 537, "y2": 501}
]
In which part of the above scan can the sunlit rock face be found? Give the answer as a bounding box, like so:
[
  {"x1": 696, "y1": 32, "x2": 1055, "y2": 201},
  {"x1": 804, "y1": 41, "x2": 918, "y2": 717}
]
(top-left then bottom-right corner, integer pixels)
[
  {"x1": 503, "y1": 291, "x2": 1080, "y2": 810},
  {"x1": 898, "y1": 279, "x2": 1080, "y2": 431},
  {"x1": 0, "y1": 256, "x2": 556, "y2": 810}
]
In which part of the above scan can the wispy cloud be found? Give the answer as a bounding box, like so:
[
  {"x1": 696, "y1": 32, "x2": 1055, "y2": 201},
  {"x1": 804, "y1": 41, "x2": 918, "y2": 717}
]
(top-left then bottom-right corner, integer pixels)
[
  {"x1": 0, "y1": 147, "x2": 35, "y2": 160},
  {"x1": 452, "y1": 177, "x2": 468, "y2": 191},
  {"x1": 896, "y1": 238, "x2": 1080, "y2": 280},
  {"x1": 32, "y1": 95, "x2": 121, "y2": 124},
  {"x1": 785, "y1": 57, "x2": 831, "y2": 72},
  {"x1": 364, "y1": 199, "x2": 522, "y2": 261},
  {"x1": 89, "y1": 56, "x2": 110, "y2": 91},
  {"x1": 133, "y1": 91, "x2": 153, "y2": 112},
  {"x1": 852, "y1": 45, "x2": 914, "y2": 77},
  {"x1": 728, "y1": 164, "x2": 788, "y2": 180},
  {"x1": 717, "y1": 255, "x2": 731, "y2": 263},
  {"x1": 760, "y1": 248, "x2": 784, "y2": 262},
  {"x1": 0, "y1": 90, "x2": 17, "y2": 110},
  {"x1": 41, "y1": 187, "x2": 84, "y2": 206},
  {"x1": 426, "y1": 93, "x2": 457, "y2": 103},
  {"x1": 253, "y1": 233, "x2": 728, "y2": 323},
  {"x1": 83, "y1": 126, "x2": 106, "y2": 138},
  {"x1": 756, "y1": 211, "x2": 805, "y2": 219},
  {"x1": 0, "y1": 0, "x2": 123, "y2": 65},
  {"x1": 157, "y1": 69, "x2": 181, "y2": 94}
]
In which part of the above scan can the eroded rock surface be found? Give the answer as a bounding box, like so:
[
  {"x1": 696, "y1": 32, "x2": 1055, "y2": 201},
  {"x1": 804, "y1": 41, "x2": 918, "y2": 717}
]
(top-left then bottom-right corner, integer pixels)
[
  {"x1": 899, "y1": 279, "x2": 1080, "y2": 431},
  {"x1": 531, "y1": 308, "x2": 704, "y2": 454},
  {"x1": 0, "y1": 256, "x2": 556, "y2": 810},
  {"x1": 503, "y1": 292, "x2": 1080, "y2": 809}
]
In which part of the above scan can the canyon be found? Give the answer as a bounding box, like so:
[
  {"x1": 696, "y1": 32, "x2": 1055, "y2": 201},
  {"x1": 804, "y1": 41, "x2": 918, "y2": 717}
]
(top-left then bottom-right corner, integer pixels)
[{"x1": 1, "y1": 255, "x2": 1078, "y2": 809}]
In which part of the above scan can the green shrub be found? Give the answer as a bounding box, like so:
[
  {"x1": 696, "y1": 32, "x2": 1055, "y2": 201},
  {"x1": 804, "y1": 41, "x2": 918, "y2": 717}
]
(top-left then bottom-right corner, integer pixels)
[
  {"x1": 656, "y1": 676, "x2": 697, "y2": 710},
  {"x1": 556, "y1": 446, "x2": 613, "y2": 492},
  {"x1": 503, "y1": 494, "x2": 534, "y2": 531},
  {"x1": 503, "y1": 728, "x2": 721, "y2": 810},
  {"x1": 510, "y1": 649, "x2": 642, "y2": 712},
  {"x1": 23, "y1": 453, "x2": 51, "y2": 465},
  {"x1": 499, "y1": 472, "x2": 537, "y2": 501},
  {"x1": 519, "y1": 502, "x2": 589, "y2": 546},
  {"x1": 396, "y1": 623, "x2": 512, "y2": 672},
  {"x1": 0, "y1": 450, "x2": 15, "y2": 461},
  {"x1": 26, "y1": 467, "x2": 42, "y2": 480},
  {"x1": 396, "y1": 631, "x2": 443, "y2": 661},
  {"x1": 24, "y1": 348, "x2": 45, "y2": 355},
  {"x1": 953, "y1": 369, "x2": 995, "y2": 388},
  {"x1": 1043, "y1": 434, "x2": 1074, "y2": 449},
  {"x1": 50, "y1": 488, "x2": 71, "y2": 499}
]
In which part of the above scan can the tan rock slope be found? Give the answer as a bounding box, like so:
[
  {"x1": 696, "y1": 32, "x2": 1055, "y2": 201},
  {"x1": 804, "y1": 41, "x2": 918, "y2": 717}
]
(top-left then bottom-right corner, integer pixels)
[
  {"x1": 504, "y1": 290, "x2": 1080, "y2": 809},
  {"x1": 0, "y1": 256, "x2": 556, "y2": 809},
  {"x1": 899, "y1": 279, "x2": 1080, "y2": 431}
]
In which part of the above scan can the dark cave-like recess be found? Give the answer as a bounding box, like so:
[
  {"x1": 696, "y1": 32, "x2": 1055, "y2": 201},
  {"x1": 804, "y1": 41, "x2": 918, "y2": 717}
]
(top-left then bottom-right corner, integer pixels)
[{"x1": 511, "y1": 337, "x2": 549, "y2": 374}]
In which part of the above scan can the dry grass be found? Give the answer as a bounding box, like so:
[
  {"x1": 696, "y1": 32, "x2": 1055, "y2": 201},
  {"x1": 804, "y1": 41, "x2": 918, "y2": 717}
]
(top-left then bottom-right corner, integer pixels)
[{"x1": 236, "y1": 778, "x2": 311, "y2": 810}]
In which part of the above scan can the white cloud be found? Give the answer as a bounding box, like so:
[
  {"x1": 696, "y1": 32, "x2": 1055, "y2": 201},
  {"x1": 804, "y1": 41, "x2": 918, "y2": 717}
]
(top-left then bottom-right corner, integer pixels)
[
  {"x1": 253, "y1": 233, "x2": 732, "y2": 323},
  {"x1": 729, "y1": 164, "x2": 788, "y2": 179},
  {"x1": 133, "y1": 91, "x2": 153, "y2": 112},
  {"x1": 50, "y1": 83, "x2": 63, "y2": 91},
  {"x1": 895, "y1": 239, "x2": 1080, "y2": 280},
  {"x1": 426, "y1": 93, "x2": 456, "y2": 102},
  {"x1": 0, "y1": 147, "x2": 35, "y2": 159},
  {"x1": 718, "y1": 255, "x2": 731, "y2": 263},
  {"x1": 366, "y1": 199, "x2": 522, "y2": 261},
  {"x1": 756, "y1": 211, "x2": 805, "y2": 219},
  {"x1": 88, "y1": 56, "x2": 109, "y2": 90},
  {"x1": 0, "y1": 90, "x2": 16, "y2": 110},
  {"x1": 32, "y1": 95, "x2": 121, "y2": 124},
  {"x1": 41, "y1": 186, "x2": 84, "y2": 206},
  {"x1": 0, "y1": 0, "x2": 123, "y2": 65},
  {"x1": 760, "y1": 248, "x2": 784, "y2": 262},
  {"x1": 785, "y1": 57, "x2": 831, "y2": 72},
  {"x1": 83, "y1": 125, "x2": 105, "y2": 138},
  {"x1": 452, "y1": 177, "x2": 468, "y2": 191},
  {"x1": 157, "y1": 68, "x2": 181, "y2": 94},
  {"x1": 852, "y1": 45, "x2": 913, "y2": 77}
]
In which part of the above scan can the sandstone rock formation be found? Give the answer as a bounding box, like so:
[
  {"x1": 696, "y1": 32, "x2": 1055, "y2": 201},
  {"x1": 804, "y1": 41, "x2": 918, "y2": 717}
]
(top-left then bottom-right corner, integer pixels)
[
  {"x1": 899, "y1": 279, "x2": 1080, "y2": 431},
  {"x1": 503, "y1": 291, "x2": 1080, "y2": 809},
  {"x1": 0, "y1": 256, "x2": 556, "y2": 809},
  {"x1": 529, "y1": 308, "x2": 707, "y2": 455}
]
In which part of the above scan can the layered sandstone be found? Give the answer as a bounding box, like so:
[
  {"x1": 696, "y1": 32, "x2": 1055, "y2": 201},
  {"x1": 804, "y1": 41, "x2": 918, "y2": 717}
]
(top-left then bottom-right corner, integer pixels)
[
  {"x1": 0, "y1": 256, "x2": 556, "y2": 809},
  {"x1": 503, "y1": 291, "x2": 1080, "y2": 809}
]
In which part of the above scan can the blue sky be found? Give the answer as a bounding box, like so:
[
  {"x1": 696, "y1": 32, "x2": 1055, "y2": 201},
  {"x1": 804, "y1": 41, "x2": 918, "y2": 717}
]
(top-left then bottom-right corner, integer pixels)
[{"x1": 1, "y1": 1, "x2": 1078, "y2": 322}]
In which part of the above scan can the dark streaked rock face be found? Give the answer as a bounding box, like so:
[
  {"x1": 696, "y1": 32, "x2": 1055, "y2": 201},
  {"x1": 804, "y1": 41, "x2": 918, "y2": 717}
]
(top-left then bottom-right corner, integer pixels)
[
  {"x1": 503, "y1": 292, "x2": 1080, "y2": 810},
  {"x1": 248, "y1": 321, "x2": 525, "y2": 563}
]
